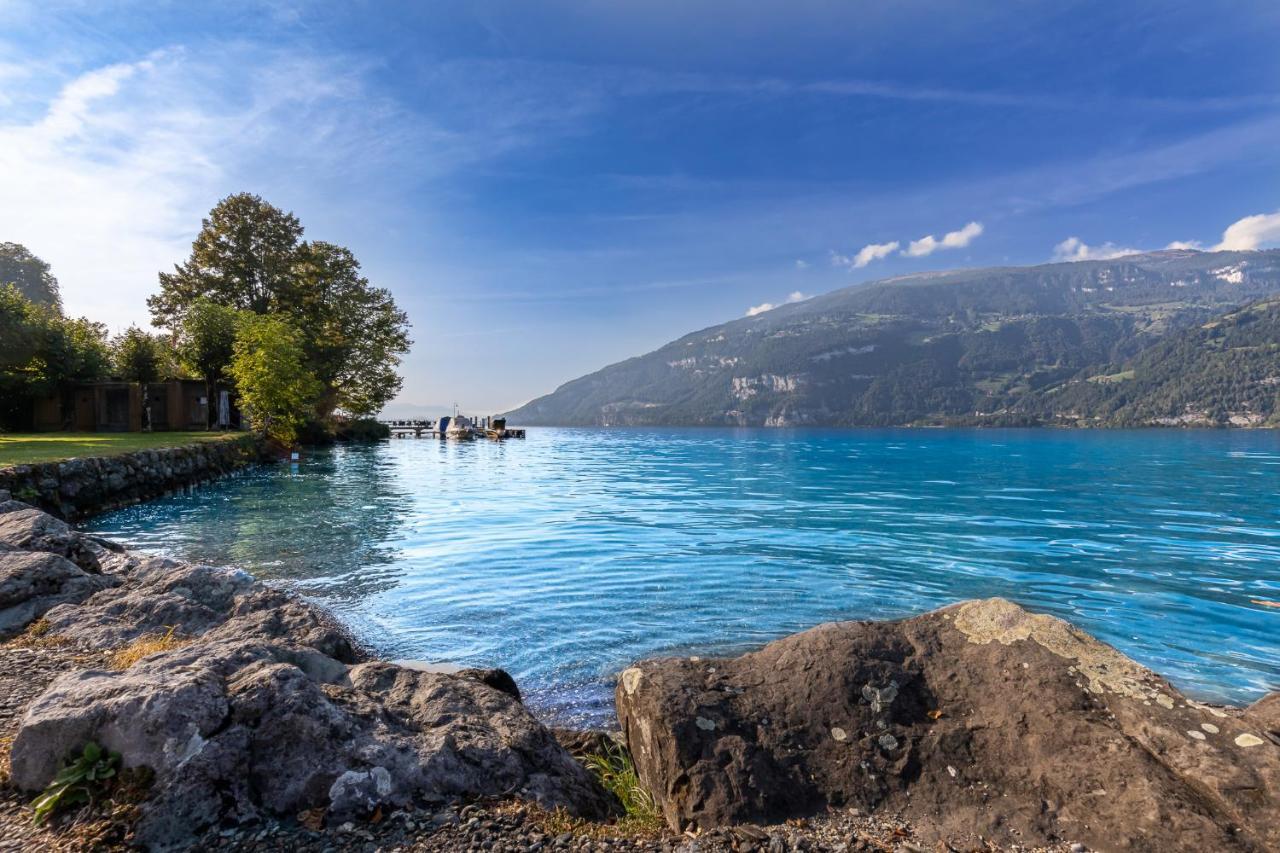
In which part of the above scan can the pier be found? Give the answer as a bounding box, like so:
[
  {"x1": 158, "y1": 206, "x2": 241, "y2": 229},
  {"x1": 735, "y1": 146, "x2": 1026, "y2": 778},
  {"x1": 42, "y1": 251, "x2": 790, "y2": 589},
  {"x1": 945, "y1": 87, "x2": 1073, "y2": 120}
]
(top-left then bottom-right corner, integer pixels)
[{"x1": 380, "y1": 417, "x2": 526, "y2": 440}]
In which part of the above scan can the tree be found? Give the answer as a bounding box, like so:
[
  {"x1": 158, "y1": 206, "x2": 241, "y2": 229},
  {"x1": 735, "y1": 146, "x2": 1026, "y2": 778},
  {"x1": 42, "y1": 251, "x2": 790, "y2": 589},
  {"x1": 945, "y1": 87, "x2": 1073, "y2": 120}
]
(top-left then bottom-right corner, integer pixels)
[
  {"x1": 148, "y1": 193, "x2": 304, "y2": 328},
  {"x1": 0, "y1": 285, "x2": 109, "y2": 429},
  {"x1": 149, "y1": 194, "x2": 411, "y2": 422},
  {"x1": 113, "y1": 327, "x2": 164, "y2": 384},
  {"x1": 113, "y1": 326, "x2": 178, "y2": 431},
  {"x1": 176, "y1": 300, "x2": 241, "y2": 428},
  {"x1": 290, "y1": 241, "x2": 411, "y2": 416},
  {"x1": 0, "y1": 243, "x2": 61, "y2": 310},
  {"x1": 227, "y1": 314, "x2": 320, "y2": 445}
]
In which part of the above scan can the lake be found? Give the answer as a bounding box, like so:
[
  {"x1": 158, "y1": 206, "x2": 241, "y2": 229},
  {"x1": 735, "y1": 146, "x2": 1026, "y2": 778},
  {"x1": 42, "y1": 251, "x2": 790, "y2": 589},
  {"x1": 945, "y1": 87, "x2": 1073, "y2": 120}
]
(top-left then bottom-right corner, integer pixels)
[{"x1": 81, "y1": 428, "x2": 1280, "y2": 727}]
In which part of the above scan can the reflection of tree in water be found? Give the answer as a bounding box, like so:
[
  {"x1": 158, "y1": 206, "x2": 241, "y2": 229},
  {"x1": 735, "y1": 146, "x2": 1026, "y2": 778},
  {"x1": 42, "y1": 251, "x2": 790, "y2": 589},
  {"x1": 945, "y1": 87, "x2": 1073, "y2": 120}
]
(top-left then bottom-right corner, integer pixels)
[{"x1": 221, "y1": 444, "x2": 414, "y2": 601}]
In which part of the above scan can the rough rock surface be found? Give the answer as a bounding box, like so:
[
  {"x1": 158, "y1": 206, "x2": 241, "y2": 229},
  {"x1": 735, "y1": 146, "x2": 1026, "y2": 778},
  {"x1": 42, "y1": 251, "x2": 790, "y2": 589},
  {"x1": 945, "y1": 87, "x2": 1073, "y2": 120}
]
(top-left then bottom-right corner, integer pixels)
[
  {"x1": 0, "y1": 551, "x2": 116, "y2": 639},
  {"x1": 616, "y1": 598, "x2": 1280, "y2": 852},
  {"x1": 0, "y1": 498, "x2": 613, "y2": 851},
  {"x1": 0, "y1": 499, "x2": 110, "y2": 573}
]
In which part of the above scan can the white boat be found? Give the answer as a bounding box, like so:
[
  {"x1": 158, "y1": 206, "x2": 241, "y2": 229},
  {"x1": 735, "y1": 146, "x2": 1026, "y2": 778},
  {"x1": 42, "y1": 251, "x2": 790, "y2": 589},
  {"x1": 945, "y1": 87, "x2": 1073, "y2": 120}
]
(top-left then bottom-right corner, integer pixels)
[{"x1": 445, "y1": 414, "x2": 474, "y2": 440}]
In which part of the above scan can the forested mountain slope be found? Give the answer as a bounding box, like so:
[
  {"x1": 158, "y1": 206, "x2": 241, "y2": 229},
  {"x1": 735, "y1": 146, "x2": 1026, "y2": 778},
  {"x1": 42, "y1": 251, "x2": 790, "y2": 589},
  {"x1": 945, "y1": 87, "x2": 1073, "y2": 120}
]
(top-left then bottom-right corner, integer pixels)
[
  {"x1": 1018, "y1": 298, "x2": 1280, "y2": 427},
  {"x1": 506, "y1": 250, "x2": 1280, "y2": 427}
]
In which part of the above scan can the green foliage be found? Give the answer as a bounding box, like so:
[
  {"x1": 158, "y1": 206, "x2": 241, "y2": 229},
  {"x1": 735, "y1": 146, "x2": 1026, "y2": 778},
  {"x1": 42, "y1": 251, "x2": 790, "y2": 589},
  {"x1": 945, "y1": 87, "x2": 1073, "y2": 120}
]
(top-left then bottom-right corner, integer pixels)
[
  {"x1": 0, "y1": 285, "x2": 111, "y2": 430},
  {"x1": 291, "y1": 241, "x2": 410, "y2": 416},
  {"x1": 228, "y1": 313, "x2": 321, "y2": 444},
  {"x1": 333, "y1": 416, "x2": 392, "y2": 442},
  {"x1": 175, "y1": 299, "x2": 240, "y2": 413},
  {"x1": 149, "y1": 193, "x2": 304, "y2": 324},
  {"x1": 582, "y1": 744, "x2": 662, "y2": 831},
  {"x1": 31, "y1": 742, "x2": 120, "y2": 825},
  {"x1": 0, "y1": 242, "x2": 60, "y2": 310},
  {"x1": 112, "y1": 326, "x2": 180, "y2": 383},
  {"x1": 149, "y1": 193, "x2": 411, "y2": 421}
]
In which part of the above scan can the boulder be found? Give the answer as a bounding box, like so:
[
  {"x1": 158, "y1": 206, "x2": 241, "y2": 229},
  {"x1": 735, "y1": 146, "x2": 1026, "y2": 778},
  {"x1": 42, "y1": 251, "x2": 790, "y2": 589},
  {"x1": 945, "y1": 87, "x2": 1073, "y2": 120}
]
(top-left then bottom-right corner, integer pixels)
[
  {"x1": 0, "y1": 551, "x2": 117, "y2": 639},
  {"x1": 11, "y1": 641, "x2": 614, "y2": 851},
  {"x1": 0, "y1": 499, "x2": 108, "y2": 573},
  {"x1": 616, "y1": 598, "x2": 1280, "y2": 852},
  {"x1": 39, "y1": 557, "x2": 363, "y2": 662}
]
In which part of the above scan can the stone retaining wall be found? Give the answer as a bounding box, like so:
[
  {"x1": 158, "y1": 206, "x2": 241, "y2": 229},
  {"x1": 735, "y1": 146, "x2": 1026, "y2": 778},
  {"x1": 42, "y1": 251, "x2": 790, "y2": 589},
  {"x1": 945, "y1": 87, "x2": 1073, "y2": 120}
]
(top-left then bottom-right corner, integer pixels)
[{"x1": 0, "y1": 435, "x2": 265, "y2": 520}]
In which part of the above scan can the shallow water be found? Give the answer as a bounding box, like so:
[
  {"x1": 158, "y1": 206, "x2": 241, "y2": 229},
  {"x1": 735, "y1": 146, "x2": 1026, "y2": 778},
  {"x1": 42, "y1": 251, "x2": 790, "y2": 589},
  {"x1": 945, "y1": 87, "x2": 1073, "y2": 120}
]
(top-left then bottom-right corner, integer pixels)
[{"x1": 82, "y1": 428, "x2": 1280, "y2": 726}]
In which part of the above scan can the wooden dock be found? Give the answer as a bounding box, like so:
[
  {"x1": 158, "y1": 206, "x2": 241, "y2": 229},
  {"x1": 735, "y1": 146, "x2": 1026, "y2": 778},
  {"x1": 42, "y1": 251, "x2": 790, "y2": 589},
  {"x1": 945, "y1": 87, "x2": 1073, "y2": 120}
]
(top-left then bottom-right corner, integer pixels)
[{"x1": 380, "y1": 419, "x2": 525, "y2": 440}]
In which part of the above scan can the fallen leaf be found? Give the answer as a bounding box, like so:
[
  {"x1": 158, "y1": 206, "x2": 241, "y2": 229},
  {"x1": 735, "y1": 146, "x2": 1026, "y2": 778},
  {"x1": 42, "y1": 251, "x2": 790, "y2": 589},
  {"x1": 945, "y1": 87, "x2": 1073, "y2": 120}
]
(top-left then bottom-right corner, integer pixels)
[
  {"x1": 370, "y1": 805, "x2": 383, "y2": 824},
  {"x1": 927, "y1": 709, "x2": 944, "y2": 720}
]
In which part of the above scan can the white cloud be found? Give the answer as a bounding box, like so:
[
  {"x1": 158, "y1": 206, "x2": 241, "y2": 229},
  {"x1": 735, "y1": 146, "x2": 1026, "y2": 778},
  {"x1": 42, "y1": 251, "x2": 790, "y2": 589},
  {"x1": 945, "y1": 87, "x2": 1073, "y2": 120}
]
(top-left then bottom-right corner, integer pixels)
[
  {"x1": 831, "y1": 240, "x2": 900, "y2": 270},
  {"x1": 1212, "y1": 210, "x2": 1280, "y2": 251},
  {"x1": 794, "y1": 259, "x2": 809, "y2": 269},
  {"x1": 1050, "y1": 236, "x2": 1142, "y2": 262},
  {"x1": 903, "y1": 220, "x2": 984, "y2": 257},
  {"x1": 0, "y1": 48, "x2": 441, "y2": 332},
  {"x1": 745, "y1": 290, "x2": 808, "y2": 317},
  {"x1": 1165, "y1": 240, "x2": 1203, "y2": 250}
]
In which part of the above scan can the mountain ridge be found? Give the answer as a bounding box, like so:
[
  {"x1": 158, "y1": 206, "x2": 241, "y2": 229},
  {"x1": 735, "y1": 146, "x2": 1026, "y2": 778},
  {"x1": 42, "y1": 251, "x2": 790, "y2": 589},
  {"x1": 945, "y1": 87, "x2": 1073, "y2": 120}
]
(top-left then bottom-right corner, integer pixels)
[{"x1": 506, "y1": 249, "x2": 1280, "y2": 428}]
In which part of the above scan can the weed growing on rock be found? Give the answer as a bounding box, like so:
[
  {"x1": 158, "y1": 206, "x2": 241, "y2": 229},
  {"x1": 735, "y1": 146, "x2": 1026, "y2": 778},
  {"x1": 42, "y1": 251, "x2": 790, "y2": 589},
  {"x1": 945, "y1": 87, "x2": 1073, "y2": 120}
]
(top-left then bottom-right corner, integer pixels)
[
  {"x1": 31, "y1": 742, "x2": 120, "y2": 825},
  {"x1": 583, "y1": 744, "x2": 663, "y2": 834}
]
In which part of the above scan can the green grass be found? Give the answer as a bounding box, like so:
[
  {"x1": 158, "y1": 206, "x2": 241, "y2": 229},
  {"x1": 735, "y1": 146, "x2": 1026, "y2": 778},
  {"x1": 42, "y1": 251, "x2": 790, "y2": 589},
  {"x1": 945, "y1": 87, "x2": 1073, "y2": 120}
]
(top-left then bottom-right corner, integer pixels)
[{"x1": 0, "y1": 432, "x2": 237, "y2": 467}]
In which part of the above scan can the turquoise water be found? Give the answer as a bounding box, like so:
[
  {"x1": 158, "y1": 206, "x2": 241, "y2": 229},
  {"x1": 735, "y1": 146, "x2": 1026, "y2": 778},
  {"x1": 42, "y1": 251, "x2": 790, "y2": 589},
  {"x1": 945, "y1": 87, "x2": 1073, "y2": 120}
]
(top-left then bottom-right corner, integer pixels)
[{"x1": 82, "y1": 428, "x2": 1280, "y2": 726}]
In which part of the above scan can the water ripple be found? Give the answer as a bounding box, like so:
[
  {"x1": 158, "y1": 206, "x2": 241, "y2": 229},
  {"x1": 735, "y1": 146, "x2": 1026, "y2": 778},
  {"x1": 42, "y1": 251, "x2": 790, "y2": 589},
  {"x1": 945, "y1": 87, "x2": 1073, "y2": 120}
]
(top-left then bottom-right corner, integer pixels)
[{"x1": 82, "y1": 427, "x2": 1280, "y2": 727}]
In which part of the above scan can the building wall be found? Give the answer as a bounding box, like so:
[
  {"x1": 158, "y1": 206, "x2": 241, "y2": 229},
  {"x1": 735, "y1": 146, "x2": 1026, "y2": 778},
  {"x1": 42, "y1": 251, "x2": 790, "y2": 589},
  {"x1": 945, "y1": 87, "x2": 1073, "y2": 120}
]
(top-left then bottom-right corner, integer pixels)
[{"x1": 31, "y1": 380, "x2": 224, "y2": 432}]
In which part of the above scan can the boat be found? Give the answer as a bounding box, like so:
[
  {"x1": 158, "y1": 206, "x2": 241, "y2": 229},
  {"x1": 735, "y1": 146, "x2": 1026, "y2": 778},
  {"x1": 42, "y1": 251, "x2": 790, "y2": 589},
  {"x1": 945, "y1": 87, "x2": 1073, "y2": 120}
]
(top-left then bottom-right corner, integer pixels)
[{"x1": 445, "y1": 413, "x2": 475, "y2": 440}]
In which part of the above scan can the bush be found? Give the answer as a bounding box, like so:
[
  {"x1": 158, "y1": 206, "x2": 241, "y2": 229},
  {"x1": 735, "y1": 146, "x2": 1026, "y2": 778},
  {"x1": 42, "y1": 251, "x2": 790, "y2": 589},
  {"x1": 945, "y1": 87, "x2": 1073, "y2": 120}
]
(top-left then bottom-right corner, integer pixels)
[{"x1": 333, "y1": 417, "x2": 390, "y2": 442}]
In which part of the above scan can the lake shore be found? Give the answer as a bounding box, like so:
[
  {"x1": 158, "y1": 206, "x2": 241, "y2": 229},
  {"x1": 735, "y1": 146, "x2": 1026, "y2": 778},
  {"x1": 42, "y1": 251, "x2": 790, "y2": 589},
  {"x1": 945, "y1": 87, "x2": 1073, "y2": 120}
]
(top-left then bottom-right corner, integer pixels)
[{"x1": 3, "y1": 489, "x2": 1278, "y2": 851}]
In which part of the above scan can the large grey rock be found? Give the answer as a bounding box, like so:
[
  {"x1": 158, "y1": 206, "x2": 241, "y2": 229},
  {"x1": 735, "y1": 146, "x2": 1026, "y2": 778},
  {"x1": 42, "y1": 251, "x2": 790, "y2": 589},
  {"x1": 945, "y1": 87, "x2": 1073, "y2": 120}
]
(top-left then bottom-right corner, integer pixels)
[
  {"x1": 38, "y1": 558, "x2": 363, "y2": 661},
  {"x1": 11, "y1": 640, "x2": 613, "y2": 851},
  {"x1": 0, "y1": 551, "x2": 116, "y2": 639},
  {"x1": 0, "y1": 500, "x2": 108, "y2": 573},
  {"x1": 616, "y1": 598, "x2": 1280, "y2": 852}
]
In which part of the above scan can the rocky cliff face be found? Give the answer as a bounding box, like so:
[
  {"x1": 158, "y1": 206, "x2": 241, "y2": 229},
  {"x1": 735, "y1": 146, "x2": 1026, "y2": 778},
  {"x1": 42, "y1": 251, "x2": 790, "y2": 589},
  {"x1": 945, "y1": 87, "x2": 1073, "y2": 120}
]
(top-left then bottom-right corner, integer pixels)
[{"x1": 616, "y1": 598, "x2": 1280, "y2": 852}]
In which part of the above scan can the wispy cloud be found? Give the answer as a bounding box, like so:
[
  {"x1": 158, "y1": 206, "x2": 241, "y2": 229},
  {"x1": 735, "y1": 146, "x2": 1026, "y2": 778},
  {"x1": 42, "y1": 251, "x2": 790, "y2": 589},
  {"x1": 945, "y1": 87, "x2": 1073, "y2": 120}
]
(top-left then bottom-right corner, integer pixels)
[
  {"x1": 903, "y1": 221, "x2": 983, "y2": 258},
  {"x1": 0, "y1": 47, "x2": 448, "y2": 331},
  {"x1": 1050, "y1": 236, "x2": 1142, "y2": 262},
  {"x1": 831, "y1": 241, "x2": 899, "y2": 270},
  {"x1": 745, "y1": 290, "x2": 808, "y2": 317},
  {"x1": 1213, "y1": 210, "x2": 1280, "y2": 251}
]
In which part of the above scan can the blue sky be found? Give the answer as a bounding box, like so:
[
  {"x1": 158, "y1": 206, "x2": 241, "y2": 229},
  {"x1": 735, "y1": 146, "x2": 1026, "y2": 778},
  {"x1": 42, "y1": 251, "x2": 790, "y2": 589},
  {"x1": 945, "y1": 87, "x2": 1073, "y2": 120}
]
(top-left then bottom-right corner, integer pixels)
[{"x1": 2, "y1": 1, "x2": 1278, "y2": 413}]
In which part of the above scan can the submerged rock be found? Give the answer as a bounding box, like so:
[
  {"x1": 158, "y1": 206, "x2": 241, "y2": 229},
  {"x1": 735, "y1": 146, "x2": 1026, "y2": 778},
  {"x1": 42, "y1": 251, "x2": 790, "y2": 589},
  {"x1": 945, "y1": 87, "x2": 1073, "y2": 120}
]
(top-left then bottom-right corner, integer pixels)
[{"x1": 616, "y1": 597, "x2": 1280, "y2": 852}]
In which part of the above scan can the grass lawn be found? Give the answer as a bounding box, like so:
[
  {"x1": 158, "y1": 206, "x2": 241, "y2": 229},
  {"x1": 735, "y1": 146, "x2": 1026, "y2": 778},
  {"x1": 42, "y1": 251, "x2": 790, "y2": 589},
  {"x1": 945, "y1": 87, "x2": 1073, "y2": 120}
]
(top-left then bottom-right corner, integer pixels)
[{"x1": 0, "y1": 431, "x2": 240, "y2": 467}]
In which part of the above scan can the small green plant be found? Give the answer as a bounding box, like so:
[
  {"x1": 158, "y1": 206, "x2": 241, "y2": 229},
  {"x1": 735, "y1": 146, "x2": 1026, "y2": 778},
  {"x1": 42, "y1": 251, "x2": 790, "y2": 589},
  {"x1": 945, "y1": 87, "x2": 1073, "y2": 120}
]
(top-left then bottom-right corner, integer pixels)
[
  {"x1": 582, "y1": 743, "x2": 663, "y2": 832},
  {"x1": 31, "y1": 742, "x2": 121, "y2": 825}
]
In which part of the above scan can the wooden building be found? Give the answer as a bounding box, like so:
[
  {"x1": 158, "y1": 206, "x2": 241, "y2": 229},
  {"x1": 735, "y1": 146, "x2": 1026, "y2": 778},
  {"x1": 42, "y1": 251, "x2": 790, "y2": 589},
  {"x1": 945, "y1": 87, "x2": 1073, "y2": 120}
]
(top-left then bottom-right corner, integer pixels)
[{"x1": 32, "y1": 380, "x2": 227, "y2": 432}]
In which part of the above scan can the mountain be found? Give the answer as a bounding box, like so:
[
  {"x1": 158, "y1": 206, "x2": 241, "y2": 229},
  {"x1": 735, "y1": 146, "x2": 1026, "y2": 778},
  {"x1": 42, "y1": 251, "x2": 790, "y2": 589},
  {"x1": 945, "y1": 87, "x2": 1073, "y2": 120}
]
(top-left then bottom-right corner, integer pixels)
[
  {"x1": 1017, "y1": 297, "x2": 1280, "y2": 427},
  {"x1": 506, "y1": 249, "x2": 1280, "y2": 427}
]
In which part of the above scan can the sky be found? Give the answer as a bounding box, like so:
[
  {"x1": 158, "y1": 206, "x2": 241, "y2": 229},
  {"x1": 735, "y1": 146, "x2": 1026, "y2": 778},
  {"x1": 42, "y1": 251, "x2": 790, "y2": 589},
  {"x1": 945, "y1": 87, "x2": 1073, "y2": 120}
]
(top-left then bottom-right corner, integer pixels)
[{"x1": 2, "y1": 1, "x2": 1279, "y2": 415}]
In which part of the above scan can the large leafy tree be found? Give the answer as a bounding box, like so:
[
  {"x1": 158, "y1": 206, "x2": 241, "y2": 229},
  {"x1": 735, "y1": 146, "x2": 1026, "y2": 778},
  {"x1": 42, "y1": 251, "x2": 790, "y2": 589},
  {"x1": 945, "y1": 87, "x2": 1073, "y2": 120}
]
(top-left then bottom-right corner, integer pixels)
[
  {"x1": 0, "y1": 243, "x2": 61, "y2": 311},
  {"x1": 228, "y1": 314, "x2": 320, "y2": 445},
  {"x1": 150, "y1": 194, "x2": 411, "y2": 421},
  {"x1": 291, "y1": 241, "x2": 410, "y2": 416},
  {"x1": 148, "y1": 193, "x2": 304, "y2": 326},
  {"x1": 0, "y1": 285, "x2": 109, "y2": 429},
  {"x1": 176, "y1": 299, "x2": 241, "y2": 428}
]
